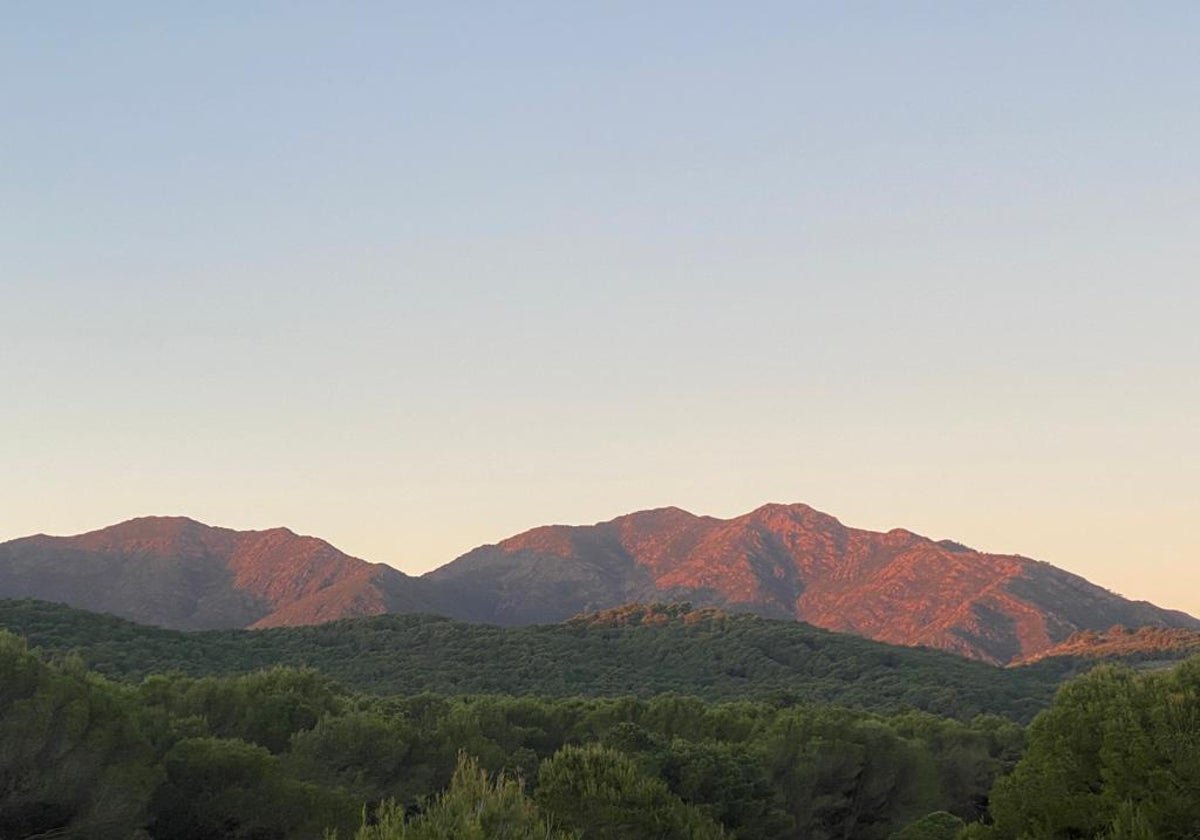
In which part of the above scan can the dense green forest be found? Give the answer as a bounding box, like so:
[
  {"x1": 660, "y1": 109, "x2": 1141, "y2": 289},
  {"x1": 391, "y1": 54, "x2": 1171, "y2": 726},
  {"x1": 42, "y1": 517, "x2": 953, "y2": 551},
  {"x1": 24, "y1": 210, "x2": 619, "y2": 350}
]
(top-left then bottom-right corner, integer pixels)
[
  {"x1": 0, "y1": 626, "x2": 1017, "y2": 839},
  {"x1": 0, "y1": 599, "x2": 1071, "y2": 721},
  {"x1": 4, "y1": 593, "x2": 1200, "y2": 839},
  {"x1": 4, "y1": 626, "x2": 1199, "y2": 839}
]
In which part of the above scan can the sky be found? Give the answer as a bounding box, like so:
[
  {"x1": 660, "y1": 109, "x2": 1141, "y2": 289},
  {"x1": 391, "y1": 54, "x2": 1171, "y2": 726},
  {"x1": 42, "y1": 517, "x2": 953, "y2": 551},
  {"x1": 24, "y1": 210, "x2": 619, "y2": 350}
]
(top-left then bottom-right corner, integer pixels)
[{"x1": 2, "y1": 3, "x2": 1198, "y2": 614}]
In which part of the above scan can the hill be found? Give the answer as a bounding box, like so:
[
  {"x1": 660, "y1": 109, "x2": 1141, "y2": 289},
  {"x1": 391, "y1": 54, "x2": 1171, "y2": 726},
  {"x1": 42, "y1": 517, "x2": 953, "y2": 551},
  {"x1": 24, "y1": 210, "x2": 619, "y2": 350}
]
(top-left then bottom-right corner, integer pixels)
[
  {"x1": 0, "y1": 598, "x2": 1064, "y2": 721},
  {"x1": 1011, "y1": 624, "x2": 1200, "y2": 666},
  {"x1": 0, "y1": 516, "x2": 441, "y2": 629}
]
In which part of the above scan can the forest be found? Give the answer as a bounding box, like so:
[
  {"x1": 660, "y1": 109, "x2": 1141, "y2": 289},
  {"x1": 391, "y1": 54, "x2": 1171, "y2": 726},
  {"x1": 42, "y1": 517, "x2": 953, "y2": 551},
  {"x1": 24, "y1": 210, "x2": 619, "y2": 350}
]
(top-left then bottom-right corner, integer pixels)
[
  {"x1": 0, "y1": 599, "x2": 1076, "y2": 721},
  {"x1": 4, "y1": 627, "x2": 1199, "y2": 839},
  {"x1": 3, "y1": 601, "x2": 1200, "y2": 838}
]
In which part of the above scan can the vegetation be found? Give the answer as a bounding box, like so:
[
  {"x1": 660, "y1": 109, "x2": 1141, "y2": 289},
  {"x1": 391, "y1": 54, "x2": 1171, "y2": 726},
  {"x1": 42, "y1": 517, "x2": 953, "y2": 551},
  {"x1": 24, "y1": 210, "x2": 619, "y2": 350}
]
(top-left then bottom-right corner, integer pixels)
[
  {"x1": 5, "y1": 601, "x2": 1199, "y2": 839},
  {"x1": 1013, "y1": 624, "x2": 1200, "y2": 666},
  {"x1": 0, "y1": 599, "x2": 1065, "y2": 720},
  {"x1": 965, "y1": 659, "x2": 1200, "y2": 839},
  {"x1": 3, "y1": 626, "x2": 1029, "y2": 839},
  {"x1": 341, "y1": 753, "x2": 574, "y2": 840}
]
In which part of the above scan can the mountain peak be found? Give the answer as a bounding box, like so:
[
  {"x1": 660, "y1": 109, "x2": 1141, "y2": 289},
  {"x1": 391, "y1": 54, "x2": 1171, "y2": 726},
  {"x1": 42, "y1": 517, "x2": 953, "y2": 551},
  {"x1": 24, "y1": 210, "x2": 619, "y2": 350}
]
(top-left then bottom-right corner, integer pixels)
[
  {"x1": 56, "y1": 515, "x2": 235, "y2": 558},
  {"x1": 609, "y1": 506, "x2": 700, "y2": 525},
  {"x1": 86, "y1": 514, "x2": 211, "y2": 535},
  {"x1": 742, "y1": 502, "x2": 844, "y2": 527}
]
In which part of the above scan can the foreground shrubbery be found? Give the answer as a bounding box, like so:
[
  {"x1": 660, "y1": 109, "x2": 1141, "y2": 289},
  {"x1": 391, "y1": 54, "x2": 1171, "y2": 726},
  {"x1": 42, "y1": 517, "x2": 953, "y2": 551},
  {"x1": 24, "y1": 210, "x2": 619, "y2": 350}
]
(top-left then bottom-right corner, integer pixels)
[
  {"x1": 1, "y1": 629, "x2": 1020, "y2": 839},
  {"x1": 3, "y1": 627, "x2": 1198, "y2": 839},
  {"x1": 965, "y1": 659, "x2": 1200, "y2": 840}
]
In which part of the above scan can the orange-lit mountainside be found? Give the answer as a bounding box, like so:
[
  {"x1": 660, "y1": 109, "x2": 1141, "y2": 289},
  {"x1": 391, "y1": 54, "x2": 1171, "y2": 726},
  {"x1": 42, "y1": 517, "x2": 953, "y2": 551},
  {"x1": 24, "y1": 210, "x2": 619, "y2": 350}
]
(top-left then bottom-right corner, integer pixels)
[
  {"x1": 427, "y1": 503, "x2": 1199, "y2": 663},
  {"x1": 0, "y1": 517, "x2": 442, "y2": 630},
  {"x1": 1011, "y1": 625, "x2": 1200, "y2": 665},
  {"x1": 2, "y1": 504, "x2": 1196, "y2": 663}
]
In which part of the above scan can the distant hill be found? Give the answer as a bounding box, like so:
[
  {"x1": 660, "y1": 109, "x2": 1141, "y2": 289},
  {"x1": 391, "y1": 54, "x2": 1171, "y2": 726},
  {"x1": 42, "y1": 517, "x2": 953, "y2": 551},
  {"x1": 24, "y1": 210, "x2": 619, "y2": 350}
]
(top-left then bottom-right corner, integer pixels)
[
  {"x1": 0, "y1": 517, "x2": 441, "y2": 630},
  {"x1": 2, "y1": 504, "x2": 1195, "y2": 663},
  {"x1": 429, "y1": 503, "x2": 1199, "y2": 663},
  {"x1": 1012, "y1": 624, "x2": 1200, "y2": 666},
  {"x1": 0, "y1": 599, "x2": 1064, "y2": 721}
]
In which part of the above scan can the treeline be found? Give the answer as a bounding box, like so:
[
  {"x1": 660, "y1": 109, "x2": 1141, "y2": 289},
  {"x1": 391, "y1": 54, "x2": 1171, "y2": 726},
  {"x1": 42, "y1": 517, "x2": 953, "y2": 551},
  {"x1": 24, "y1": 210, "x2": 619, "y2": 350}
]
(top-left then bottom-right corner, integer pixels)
[
  {"x1": 2, "y1": 628, "x2": 1022, "y2": 839},
  {"x1": 0, "y1": 599, "x2": 1064, "y2": 721}
]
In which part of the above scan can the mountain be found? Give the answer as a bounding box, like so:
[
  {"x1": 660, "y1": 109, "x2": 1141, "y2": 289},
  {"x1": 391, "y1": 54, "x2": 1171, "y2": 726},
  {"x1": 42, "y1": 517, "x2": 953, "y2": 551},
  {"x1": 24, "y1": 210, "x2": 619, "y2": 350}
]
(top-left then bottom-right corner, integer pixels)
[
  {"x1": 3, "y1": 504, "x2": 1196, "y2": 663},
  {"x1": 0, "y1": 516, "x2": 440, "y2": 630},
  {"x1": 428, "y1": 503, "x2": 1200, "y2": 663}
]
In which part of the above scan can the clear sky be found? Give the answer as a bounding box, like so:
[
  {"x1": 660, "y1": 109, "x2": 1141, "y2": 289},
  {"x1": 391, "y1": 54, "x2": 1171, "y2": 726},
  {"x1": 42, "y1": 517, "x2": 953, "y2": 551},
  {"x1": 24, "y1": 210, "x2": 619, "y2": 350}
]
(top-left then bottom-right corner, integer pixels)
[{"x1": 3, "y1": 4, "x2": 1198, "y2": 614}]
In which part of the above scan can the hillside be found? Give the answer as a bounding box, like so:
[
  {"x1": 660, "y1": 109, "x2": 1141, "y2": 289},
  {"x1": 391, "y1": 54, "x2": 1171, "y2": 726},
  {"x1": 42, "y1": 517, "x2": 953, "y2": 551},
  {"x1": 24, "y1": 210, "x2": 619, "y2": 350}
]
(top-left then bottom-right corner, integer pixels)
[
  {"x1": 0, "y1": 517, "x2": 441, "y2": 629},
  {"x1": 0, "y1": 598, "x2": 1063, "y2": 721},
  {"x1": 429, "y1": 503, "x2": 1199, "y2": 663},
  {"x1": 1012, "y1": 624, "x2": 1200, "y2": 666}
]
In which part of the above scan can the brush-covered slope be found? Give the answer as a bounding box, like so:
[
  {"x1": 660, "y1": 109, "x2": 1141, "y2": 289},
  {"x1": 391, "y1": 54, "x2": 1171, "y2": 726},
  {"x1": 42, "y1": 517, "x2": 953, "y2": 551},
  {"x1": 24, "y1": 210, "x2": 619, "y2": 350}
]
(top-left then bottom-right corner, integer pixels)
[
  {"x1": 0, "y1": 598, "x2": 1063, "y2": 720},
  {"x1": 0, "y1": 517, "x2": 439, "y2": 629},
  {"x1": 428, "y1": 503, "x2": 1199, "y2": 663},
  {"x1": 1012, "y1": 625, "x2": 1200, "y2": 666}
]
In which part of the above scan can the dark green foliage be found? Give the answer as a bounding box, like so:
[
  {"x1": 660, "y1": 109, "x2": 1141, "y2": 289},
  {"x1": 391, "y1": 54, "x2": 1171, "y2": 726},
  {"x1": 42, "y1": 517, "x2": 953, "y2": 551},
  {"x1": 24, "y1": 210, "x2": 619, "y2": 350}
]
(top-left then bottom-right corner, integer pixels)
[
  {"x1": 345, "y1": 753, "x2": 573, "y2": 839},
  {"x1": 9, "y1": 607, "x2": 1199, "y2": 840},
  {"x1": 972, "y1": 659, "x2": 1200, "y2": 840},
  {"x1": 887, "y1": 811, "x2": 965, "y2": 840},
  {"x1": 0, "y1": 627, "x2": 1032, "y2": 840},
  {"x1": 0, "y1": 598, "x2": 1061, "y2": 720},
  {"x1": 761, "y1": 707, "x2": 941, "y2": 840},
  {"x1": 286, "y1": 710, "x2": 419, "y2": 802},
  {"x1": 150, "y1": 736, "x2": 359, "y2": 840},
  {"x1": 535, "y1": 743, "x2": 726, "y2": 839},
  {"x1": 657, "y1": 739, "x2": 795, "y2": 839},
  {"x1": 888, "y1": 712, "x2": 1023, "y2": 823},
  {"x1": 138, "y1": 666, "x2": 347, "y2": 752},
  {"x1": 0, "y1": 631, "x2": 161, "y2": 839}
]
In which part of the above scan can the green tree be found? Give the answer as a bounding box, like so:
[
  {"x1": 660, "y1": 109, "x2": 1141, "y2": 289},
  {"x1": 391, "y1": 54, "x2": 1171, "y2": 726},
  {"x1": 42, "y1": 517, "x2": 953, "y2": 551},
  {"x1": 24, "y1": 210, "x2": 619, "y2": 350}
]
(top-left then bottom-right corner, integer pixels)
[
  {"x1": 976, "y1": 659, "x2": 1200, "y2": 840},
  {"x1": 287, "y1": 710, "x2": 420, "y2": 802},
  {"x1": 658, "y1": 739, "x2": 793, "y2": 839},
  {"x1": 535, "y1": 743, "x2": 725, "y2": 840},
  {"x1": 347, "y1": 752, "x2": 572, "y2": 840},
  {"x1": 140, "y1": 666, "x2": 347, "y2": 753},
  {"x1": 0, "y1": 632, "x2": 161, "y2": 839},
  {"x1": 150, "y1": 736, "x2": 358, "y2": 840},
  {"x1": 886, "y1": 810, "x2": 964, "y2": 840}
]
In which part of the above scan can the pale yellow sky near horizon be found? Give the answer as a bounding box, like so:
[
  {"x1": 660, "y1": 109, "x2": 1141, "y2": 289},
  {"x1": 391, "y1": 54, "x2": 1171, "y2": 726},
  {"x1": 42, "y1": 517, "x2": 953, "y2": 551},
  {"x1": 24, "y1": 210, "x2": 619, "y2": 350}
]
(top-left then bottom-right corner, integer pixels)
[{"x1": 4, "y1": 397, "x2": 1197, "y2": 619}]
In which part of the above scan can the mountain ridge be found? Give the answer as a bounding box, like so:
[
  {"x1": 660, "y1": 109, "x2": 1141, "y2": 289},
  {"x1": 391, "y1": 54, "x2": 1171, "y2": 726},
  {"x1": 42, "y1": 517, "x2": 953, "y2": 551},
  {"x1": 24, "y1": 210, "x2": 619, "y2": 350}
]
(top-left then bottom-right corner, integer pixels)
[
  {"x1": 426, "y1": 502, "x2": 1199, "y2": 663},
  {"x1": 2, "y1": 504, "x2": 1195, "y2": 663},
  {"x1": 0, "y1": 515, "x2": 442, "y2": 630}
]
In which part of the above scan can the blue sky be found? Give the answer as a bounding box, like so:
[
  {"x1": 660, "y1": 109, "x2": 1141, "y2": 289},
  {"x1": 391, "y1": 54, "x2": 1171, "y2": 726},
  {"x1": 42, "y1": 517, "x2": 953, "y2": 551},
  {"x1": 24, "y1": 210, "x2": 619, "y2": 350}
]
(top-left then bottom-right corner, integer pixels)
[{"x1": 3, "y1": 3, "x2": 1198, "y2": 612}]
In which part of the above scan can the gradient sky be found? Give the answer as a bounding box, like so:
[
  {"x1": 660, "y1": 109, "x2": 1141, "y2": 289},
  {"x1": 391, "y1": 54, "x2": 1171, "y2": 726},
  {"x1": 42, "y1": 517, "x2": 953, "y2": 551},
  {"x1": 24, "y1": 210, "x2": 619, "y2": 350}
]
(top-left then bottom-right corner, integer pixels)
[{"x1": 3, "y1": 4, "x2": 1198, "y2": 614}]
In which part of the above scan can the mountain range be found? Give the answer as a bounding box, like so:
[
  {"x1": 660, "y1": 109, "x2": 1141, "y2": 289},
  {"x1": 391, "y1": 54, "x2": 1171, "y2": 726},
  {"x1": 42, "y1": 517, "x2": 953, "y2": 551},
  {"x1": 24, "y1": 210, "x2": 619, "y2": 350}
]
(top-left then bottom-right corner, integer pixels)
[{"x1": 2, "y1": 503, "x2": 1195, "y2": 664}]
